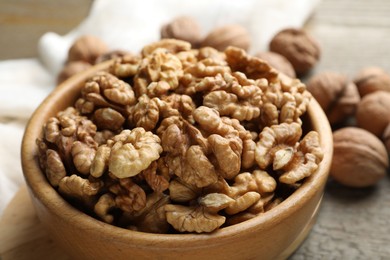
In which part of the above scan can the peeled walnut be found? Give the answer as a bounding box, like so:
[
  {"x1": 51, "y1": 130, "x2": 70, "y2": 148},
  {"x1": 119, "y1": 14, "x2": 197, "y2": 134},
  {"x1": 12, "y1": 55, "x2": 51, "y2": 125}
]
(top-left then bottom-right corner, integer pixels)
[
  {"x1": 255, "y1": 123, "x2": 323, "y2": 184},
  {"x1": 278, "y1": 131, "x2": 323, "y2": 184},
  {"x1": 306, "y1": 72, "x2": 360, "y2": 125},
  {"x1": 254, "y1": 51, "x2": 296, "y2": 78},
  {"x1": 161, "y1": 16, "x2": 202, "y2": 47},
  {"x1": 134, "y1": 48, "x2": 183, "y2": 97},
  {"x1": 58, "y1": 174, "x2": 103, "y2": 206},
  {"x1": 331, "y1": 127, "x2": 388, "y2": 187},
  {"x1": 356, "y1": 91, "x2": 390, "y2": 137},
  {"x1": 57, "y1": 61, "x2": 92, "y2": 84},
  {"x1": 260, "y1": 77, "x2": 311, "y2": 126},
  {"x1": 75, "y1": 71, "x2": 136, "y2": 115},
  {"x1": 139, "y1": 161, "x2": 170, "y2": 193},
  {"x1": 124, "y1": 192, "x2": 170, "y2": 233},
  {"x1": 44, "y1": 149, "x2": 67, "y2": 187},
  {"x1": 94, "y1": 193, "x2": 116, "y2": 224},
  {"x1": 91, "y1": 128, "x2": 163, "y2": 179},
  {"x1": 109, "y1": 54, "x2": 141, "y2": 78},
  {"x1": 68, "y1": 35, "x2": 108, "y2": 64},
  {"x1": 108, "y1": 177, "x2": 146, "y2": 213},
  {"x1": 201, "y1": 24, "x2": 251, "y2": 51},
  {"x1": 269, "y1": 28, "x2": 320, "y2": 75},
  {"x1": 165, "y1": 193, "x2": 233, "y2": 233},
  {"x1": 71, "y1": 141, "x2": 96, "y2": 175},
  {"x1": 353, "y1": 66, "x2": 390, "y2": 97},
  {"x1": 225, "y1": 47, "x2": 278, "y2": 83},
  {"x1": 161, "y1": 122, "x2": 218, "y2": 188},
  {"x1": 93, "y1": 107, "x2": 125, "y2": 131},
  {"x1": 219, "y1": 170, "x2": 276, "y2": 217},
  {"x1": 255, "y1": 122, "x2": 302, "y2": 170},
  {"x1": 96, "y1": 128, "x2": 163, "y2": 178},
  {"x1": 38, "y1": 107, "x2": 98, "y2": 178}
]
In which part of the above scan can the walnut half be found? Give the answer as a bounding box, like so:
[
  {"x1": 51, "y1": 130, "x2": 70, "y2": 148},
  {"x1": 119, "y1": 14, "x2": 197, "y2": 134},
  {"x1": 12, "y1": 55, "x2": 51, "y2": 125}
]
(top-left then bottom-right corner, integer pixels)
[{"x1": 165, "y1": 193, "x2": 233, "y2": 233}]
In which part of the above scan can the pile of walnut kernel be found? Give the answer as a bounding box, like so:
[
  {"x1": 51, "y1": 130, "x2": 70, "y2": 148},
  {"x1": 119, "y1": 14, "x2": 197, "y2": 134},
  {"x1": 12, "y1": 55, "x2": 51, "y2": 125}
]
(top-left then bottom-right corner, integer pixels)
[{"x1": 37, "y1": 39, "x2": 324, "y2": 234}]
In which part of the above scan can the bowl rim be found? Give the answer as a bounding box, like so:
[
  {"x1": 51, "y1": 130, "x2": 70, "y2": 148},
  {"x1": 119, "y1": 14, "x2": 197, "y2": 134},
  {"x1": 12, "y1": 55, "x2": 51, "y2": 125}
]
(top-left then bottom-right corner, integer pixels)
[{"x1": 21, "y1": 61, "x2": 333, "y2": 249}]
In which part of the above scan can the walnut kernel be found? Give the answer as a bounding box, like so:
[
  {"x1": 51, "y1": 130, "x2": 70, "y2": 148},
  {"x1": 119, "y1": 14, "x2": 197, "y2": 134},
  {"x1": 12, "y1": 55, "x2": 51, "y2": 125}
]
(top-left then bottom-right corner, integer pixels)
[{"x1": 108, "y1": 128, "x2": 163, "y2": 178}]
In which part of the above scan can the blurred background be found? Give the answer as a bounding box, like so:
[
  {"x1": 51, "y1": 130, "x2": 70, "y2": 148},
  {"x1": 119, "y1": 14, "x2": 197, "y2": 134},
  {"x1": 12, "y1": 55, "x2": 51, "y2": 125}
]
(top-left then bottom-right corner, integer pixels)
[
  {"x1": 1, "y1": 0, "x2": 390, "y2": 74},
  {"x1": 0, "y1": 0, "x2": 92, "y2": 59}
]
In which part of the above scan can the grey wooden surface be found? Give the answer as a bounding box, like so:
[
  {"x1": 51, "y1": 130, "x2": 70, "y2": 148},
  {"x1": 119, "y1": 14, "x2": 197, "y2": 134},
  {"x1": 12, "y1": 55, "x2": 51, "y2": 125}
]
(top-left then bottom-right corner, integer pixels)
[
  {"x1": 1, "y1": 0, "x2": 390, "y2": 259},
  {"x1": 292, "y1": 0, "x2": 390, "y2": 259}
]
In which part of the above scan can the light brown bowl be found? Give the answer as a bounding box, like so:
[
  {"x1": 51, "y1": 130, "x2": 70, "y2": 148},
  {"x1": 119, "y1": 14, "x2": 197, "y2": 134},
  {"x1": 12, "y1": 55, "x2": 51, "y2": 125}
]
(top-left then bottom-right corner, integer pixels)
[{"x1": 21, "y1": 61, "x2": 333, "y2": 260}]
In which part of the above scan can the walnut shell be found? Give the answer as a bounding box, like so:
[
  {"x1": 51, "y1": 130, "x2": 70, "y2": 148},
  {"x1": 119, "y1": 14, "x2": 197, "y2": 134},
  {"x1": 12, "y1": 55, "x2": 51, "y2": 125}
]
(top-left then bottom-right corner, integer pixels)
[
  {"x1": 95, "y1": 50, "x2": 131, "y2": 64},
  {"x1": 382, "y1": 123, "x2": 390, "y2": 154},
  {"x1": 269, "y1": 28, "x2": 320, "y2": 75},
  {"x1": 353, "y1": 66, "x2": 390, "y2": 97},
  {"x1": 254, "y1": 51, "x2": 296, "y2": 78},
  {"x1": 201, "y1": 24, "x2": 251, "y2": 51},
  {"x1": 57, "y1": 61, "x2": 92, "y2": 84},
  {"x1": 356, "y1": 91, "x2": 390, "y2": 136},
  {"x1": 161, "y1": 16, "x2": 202, "y2": 47},
  {"x1": 68, "y1": 35, "x2": 108, "y2": 64},
  {"x1": 306, "y1": 72, "x2": 360, "y2": 125},
  {"x1": 331, "y1": 127, "x2": 388, "y2": 187}
]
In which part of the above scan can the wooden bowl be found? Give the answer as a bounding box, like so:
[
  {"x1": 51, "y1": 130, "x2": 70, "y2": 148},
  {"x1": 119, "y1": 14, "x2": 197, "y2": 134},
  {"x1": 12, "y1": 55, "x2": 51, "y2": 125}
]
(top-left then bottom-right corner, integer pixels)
[{"x1": 21, "y1": 61, "x2": 333, "y2": 260}]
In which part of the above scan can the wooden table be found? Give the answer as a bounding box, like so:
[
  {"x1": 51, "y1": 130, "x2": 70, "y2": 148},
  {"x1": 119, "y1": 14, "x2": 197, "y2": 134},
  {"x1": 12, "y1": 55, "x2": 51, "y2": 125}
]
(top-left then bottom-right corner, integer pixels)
[
  {"x1": 294, "y1": 1, "x2": 390, "y2": 258},
  {"x1": 0, "y1": 0, "x2": 93, "y2": 59},
  {"x1": 1, "y1": 0, "x2": 390, "y2": 259}
]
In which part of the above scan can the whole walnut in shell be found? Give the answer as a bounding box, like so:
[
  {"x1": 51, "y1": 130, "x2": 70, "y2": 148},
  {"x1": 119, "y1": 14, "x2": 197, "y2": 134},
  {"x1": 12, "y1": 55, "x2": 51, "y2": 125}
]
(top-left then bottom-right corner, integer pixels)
[
  {"x1": 356, "y1": 91, "x2": 390, "y2": 136},
  {"x1": 306, "y1": 72, "x2": 360, "y2": 125},
  {"x1": 57, "y1": 61, "x2": 92, "y2": 84},
  {"x1": 353, "y1": 66, "x2": 390, "y2": 97},
  {"x1": 68, "y1": 35, "x2": 108, "y2": 64},
  {"x1": 95, "y1": 50, "x2": 131, "y2": 64},
  {"x1": 201, "y1": 24, "x2": 251, "y2": 51},
  {"x1": 331, "y1": 127, "x2": 388, "y2": 187},
  {"x1": 254, "y1": 51, "x2": 296, "y2": 78},
  {"x1": 269, "y1": 28, "x2": 320, "y2": 75},
  {"x1": 161, "y1": 16, "x2": 202, "y2": 47}
]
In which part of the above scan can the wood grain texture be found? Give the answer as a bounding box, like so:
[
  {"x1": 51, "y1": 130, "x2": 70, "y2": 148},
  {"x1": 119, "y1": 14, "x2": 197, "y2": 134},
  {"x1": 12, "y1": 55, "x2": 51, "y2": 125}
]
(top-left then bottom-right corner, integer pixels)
[
  {"x1": 0, "y1": 0, "x2": 93, "y2": 59},
  {"x1": 304, "y1": 0, "x2": 390, "y2": 77},
  {"x1": 0, "y1": 187, "x2": 69, "y2": 260},
  {"x1": 291, "y1": 0, "x2": 390, "y2": 258}
]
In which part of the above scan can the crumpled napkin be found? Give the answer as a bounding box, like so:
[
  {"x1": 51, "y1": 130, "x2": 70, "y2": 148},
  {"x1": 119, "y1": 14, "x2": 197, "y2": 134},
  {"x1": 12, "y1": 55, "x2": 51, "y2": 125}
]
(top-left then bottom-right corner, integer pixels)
[{"x1": 0, "y1": 0, "x2": 319, "y2": 215}]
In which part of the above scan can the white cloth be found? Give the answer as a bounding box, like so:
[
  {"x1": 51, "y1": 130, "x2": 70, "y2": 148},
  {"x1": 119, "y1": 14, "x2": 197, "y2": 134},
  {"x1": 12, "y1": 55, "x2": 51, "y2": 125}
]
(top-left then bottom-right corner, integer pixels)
[{"x1": 0, "y1": 0, "x2": 320, "y2": 215}]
